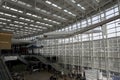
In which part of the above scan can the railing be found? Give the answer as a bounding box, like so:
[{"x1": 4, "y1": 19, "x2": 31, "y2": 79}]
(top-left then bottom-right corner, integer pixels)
[
  {"x1": 0, "y1": 57, "x2": 13, "y2": 80},
  {"x1": 1, "y1": 53, "x2": 70, "y2": 74},
  {"x1": 32, "y1": 54, "x2": 70, "y2": 74}
]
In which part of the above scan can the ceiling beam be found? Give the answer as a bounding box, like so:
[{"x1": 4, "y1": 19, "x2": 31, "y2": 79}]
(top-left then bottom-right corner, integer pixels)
[
  {"x1": 0, "y1": 22, "x2": 45, "y2": 38},
  {"x1": 50, "y1": 0, "x2": 79, "y2": 15},
  {"x1": 4, "y1": 0, "x2": 65, "y2": 23},
  {"x1": 0, "y1": 19, "x2": 45, "y2": 31},
  {"x1": 18, "y1": 0, "x2": 118, "y2": 39},
  {"x1": 84, "y1": 0, "x2": 97, "y2": 11},
  {"x1": 0, "y1": 7, "x2": 60, "y2": 38},
  {"x1": 64, "y1": 0, "x2": 85, "y2": 13},
  {"x1": 0, "y1": 7, "x2": 58, "y2": 27},
  {"x1": 90, "y1": 0, "x2": 99, "y2": 6},
  {"x1": 36, "y1": 0, "x2": 75, "y2": 19},
  {"x1": 36, "y1": 14, "x2": 120, "y2": 40},
  {"x1": 0, "y1": 14, "x2": 51, "y2": 28}
]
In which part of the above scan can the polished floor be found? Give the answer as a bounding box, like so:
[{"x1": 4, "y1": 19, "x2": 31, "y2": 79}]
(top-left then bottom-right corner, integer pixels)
[
  {"x1": 24, "y1": 71, "x2": 73, "y2": 80},
  {"x1": 24, "y1": 71, "x2": 52, "y2": 80},
  {"x1": 23, "y1": 70, "x2": 112, "y2": 80}
]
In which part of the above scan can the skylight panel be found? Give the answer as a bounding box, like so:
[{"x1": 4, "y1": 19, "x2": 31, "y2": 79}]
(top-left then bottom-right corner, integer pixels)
[
  {"x1": 18, "y1": 1, "x2": 26, "y2": 5},
  {"x1": 2, "y1": 5, "x2": 24, "y2": 13},
  {"x1": 10, "y1": 24, "x2": 14, "y2": 26},
  {"x1": 11, "y1": 0, "x2": 17, "y2": 2},
  {"x1": 35, "y1": 7, "x2": 40, "y2": 10},
  {"x1": 52, "y1": 4, "x2": 62, "y2": 9},
  {"x1": 14, "y1": 25, "x2": 19, "y2": 27},
  {"x1": 52, "y1": 4, "x2": 57, "y2": 7},
  {"x1": 7, "y1": 19, "x2": 11, "y2": 22},
  {"x1": 4, "y1": 13, "x2": 11, "y2": 16},
  {"x1": 6, "y1": 26, "x2": 11, "y2": 28},
  {"x1": 19, "y1": 26, "x2": 23, "y2": 28},
  {"x1": 24, "y1": 23, "x2": 28, "y2": 25},
  {"x1": 77, "y1": 4, "x2": 86, "y2": 10},
  {"x1": 64, "y1": 10, "x2": 68, "y2": 12},
  {"x1": 29, "y1": 27, "x2": 33, "y2": 29},
  {"x1": 19, "y1": 17, "x2": 25, "y2": 20},
  {"x1": 2, "y1": 23, "x2": 6, "y2": 25},
  {"x1": 2, "y1": 5, "x2": 10, "y2": 9},
  {"x1": 45, "y1": 1, "x2": 52, "y2": 4},
  {"x1": 38, "y1": 16, "x2": 42, "y2": 19},
  {"x1": 36, "y1": 21, "x2": 41, "y2": 24},
  {"x1": 2, "y1": 28, "x2": 14, "y2": 31},
  {"x1": 30, "y1": 24, "x2": 34, "y2": 26},
  {"x1": 30, "y1": 20, "x2": 34, "y2": 22},
  {"x1": 25, "y1": 27, "x2": 29, "y2": 29},
  {"x1": 71, "y1": 0, "x2": 76, "y2": 3},
  {"x1": 26, "y1": 13, "x2": 32, "y2": 16},
  {"x1": 25, "y1": 19, "x2": 30, "y2": 21},
  {"x1": 12, "y1": 15, "x2": 17, "y2": 18},
  {"x1": 33, "y1": 28, "x2": 37, "y2": 30},
  {"x1": 53, "y1": 14, "x2": 67, "y2": 20},
  {"x1": 10, "y1": 8, "x2": 18, "y2": 11},
  {"x1": 36, "y1": 29, "x2": 42, "y2": 31},
  {"x1": 64, "y1": 9, "x2": 76, "y2": 16},
  {"x1": 19, "y1": 22, "x2": 24, "y2": 24},
  {"x1": 32, "y1": 14, "x2": 37, "y2": 17},
  {"x1": 0, "y1": 12, "x2": 4, "y2": 15},
  {"x1": 96, "y1": 0, "x2": 100, "y2": 3},
  {"x1": 18, "y1": 10, "x2": 23, "y2": 13},
  {"x1": 14, "y1": 21, "x2": 19, "y2": 23},
  {"x1": 0, "y1": 18, "x2": 6, "y2": 21},
  {"x1": 45, "y1": 1, "x2": 62, "y2": 10},
  {"x1": 43, "y1": 18, "x2": 60, "y2": 24},
  {"x1": 26, "y1": 4, "x2": 32, "y2": 7},
  {"x1": 40, "y1": 9, "x2": 51, "y2": 14},
  {"x1": 42, "y1": 27, "x2": 47, "y2": 29}
]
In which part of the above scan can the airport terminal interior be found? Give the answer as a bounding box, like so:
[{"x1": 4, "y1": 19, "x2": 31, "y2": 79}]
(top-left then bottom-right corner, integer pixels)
[{"x1": 0, "y1": 0, "x2": 120, "y2": 80}]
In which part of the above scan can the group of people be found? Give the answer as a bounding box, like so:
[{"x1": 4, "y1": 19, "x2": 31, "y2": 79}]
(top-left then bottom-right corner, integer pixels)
[
  {"x1": 12, "y1": 72, "x2": 24, "y2": 80},
  {"x1": 49, "y1": 70, "x2": 86, "y2": 80},
  {"x1": 49, "y1": 74, "x2": 58, "y2": 80}
]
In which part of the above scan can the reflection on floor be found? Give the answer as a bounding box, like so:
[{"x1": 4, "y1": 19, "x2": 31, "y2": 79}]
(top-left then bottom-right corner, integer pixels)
[
  {"x1": 24, "y1": 71, "x2": 52, "y2": 80},
  {"x1": 24, "y1": 71, "x2": 73, "y2": 80},
  {"x1": 24, "y1": 71, "x2": 113, "y2": 80}
]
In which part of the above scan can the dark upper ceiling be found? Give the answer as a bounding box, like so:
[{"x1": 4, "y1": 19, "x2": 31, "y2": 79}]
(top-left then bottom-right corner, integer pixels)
[{"x1": 0, "y1": 0, "x2": 117, "y2": 39}]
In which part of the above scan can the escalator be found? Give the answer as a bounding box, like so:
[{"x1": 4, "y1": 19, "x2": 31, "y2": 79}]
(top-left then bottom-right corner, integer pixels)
[
  {"x1": 32, "y1": 55, "x2": 70, "y2": 74},
  {"x1": 0, "y1": 57, "x2": 13, "y2": 80},
  {"x1": 17, "y1": 56, "x2": 28, "y2": 65}
]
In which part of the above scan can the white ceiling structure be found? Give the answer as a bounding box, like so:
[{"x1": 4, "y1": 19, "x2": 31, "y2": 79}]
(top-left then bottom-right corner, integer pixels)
[{"x1": 0, "y1": 0, "x2": 117, "y2": 39}]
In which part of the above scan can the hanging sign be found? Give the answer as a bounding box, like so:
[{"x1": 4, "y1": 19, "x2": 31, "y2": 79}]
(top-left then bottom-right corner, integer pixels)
[{"x1": 0, "y1": 32, "x2": 12, "y2": 49}]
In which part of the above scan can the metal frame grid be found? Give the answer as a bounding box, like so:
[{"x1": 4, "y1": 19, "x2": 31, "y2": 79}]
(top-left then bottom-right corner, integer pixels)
[{"x1": 36, "y1": 2, "x2": 120, "y2": 79}]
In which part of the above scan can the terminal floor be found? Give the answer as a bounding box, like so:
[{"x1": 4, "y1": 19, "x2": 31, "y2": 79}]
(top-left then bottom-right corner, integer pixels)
[
  {"x1": 24, "y1": 71, "x2": 112, "y2": 80},
  {"x1": 24, "y1": 71, "x2": 73, "y2": 80}
]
